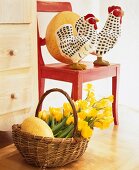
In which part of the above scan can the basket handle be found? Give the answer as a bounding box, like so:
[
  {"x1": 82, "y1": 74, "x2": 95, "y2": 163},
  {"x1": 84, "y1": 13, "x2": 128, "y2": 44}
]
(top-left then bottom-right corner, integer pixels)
[{"x1": 35, "y1": 88, "x2": 78, "y2": 138}]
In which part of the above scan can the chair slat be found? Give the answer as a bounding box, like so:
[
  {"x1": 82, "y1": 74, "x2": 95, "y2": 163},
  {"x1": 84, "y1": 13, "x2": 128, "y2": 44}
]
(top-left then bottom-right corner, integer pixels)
[
  {"x1": 37, "y1": 1, "x2": 72, "y2": 12},
  {"x1": 39, "y1": 37, "x2": 46, "y2": 46}
]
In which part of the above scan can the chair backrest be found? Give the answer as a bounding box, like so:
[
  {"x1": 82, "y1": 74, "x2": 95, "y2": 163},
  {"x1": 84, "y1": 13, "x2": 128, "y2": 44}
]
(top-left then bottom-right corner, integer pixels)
[{"x1": 37, "y1": 1, "x2": 72, "y2": 65}]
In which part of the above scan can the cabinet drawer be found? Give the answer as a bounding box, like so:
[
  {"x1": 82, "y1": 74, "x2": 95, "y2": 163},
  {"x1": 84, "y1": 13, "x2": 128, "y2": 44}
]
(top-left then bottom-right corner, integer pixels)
[
  {"x1": 0, "y1": 74, "x2": 32, "y2": 115},
  {"x1": 0, "y1": 108, "x2": 31, "y2": 130},
  {"x1": 0, "y1": 26, "x2": 31, "y2": 71},
  {"x1": 0, "y1": 0, "x2": 32, "y2": 23}
]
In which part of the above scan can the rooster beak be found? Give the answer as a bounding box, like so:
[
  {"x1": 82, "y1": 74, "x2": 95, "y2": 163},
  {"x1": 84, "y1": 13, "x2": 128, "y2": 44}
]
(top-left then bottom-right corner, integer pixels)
[
  {"x1": 121, "y1": 10, "x2": 124, "y2": 16},
  {"x1": 95, "y1": 17, "x2": 99, "y2": 22}
]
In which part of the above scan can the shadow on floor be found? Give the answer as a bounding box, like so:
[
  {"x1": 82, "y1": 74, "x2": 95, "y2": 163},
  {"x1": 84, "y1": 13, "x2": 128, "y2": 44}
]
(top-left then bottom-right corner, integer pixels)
[{"x1": 0, "y1": 131, "x2": 13, "y2": 148}]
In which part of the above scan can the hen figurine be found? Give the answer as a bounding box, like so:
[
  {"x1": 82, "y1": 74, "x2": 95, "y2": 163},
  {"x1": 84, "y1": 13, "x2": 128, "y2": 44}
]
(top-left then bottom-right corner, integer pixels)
[
  {"x1": 93, "y1": 6, "x2": 124, "y2": 66},
  {"x1": 56, "y1": 14, "x2": 99, "y2": 70}
]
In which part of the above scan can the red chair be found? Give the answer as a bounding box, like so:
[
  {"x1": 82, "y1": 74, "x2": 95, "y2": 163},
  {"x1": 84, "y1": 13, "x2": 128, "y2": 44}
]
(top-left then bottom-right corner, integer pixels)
[{"x1": 37, "y1": 1, "x2": 120, "y2": 125}]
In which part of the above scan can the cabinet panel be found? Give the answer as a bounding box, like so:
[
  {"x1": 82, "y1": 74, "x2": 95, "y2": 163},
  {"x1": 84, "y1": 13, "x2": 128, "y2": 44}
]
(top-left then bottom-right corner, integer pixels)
[
  {"x1": 0, "y1": 88, "x2": 32, "y2": 115},
  {"x1": 0, "y1": 0, "x2": 32, "y2": 23},
  {"x1": 0, "y1": 108, "x2": 31, "y2": 130},
  {"x1": 0, "y1": 73, "x2": 32, "y2": 115},
  {"x1": 0, "y1": 26, "x2": 31, "y2": 71}
]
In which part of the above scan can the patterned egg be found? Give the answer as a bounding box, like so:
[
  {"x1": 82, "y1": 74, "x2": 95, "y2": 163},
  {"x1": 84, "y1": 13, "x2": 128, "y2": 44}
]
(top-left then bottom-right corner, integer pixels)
[{"x1": 46, "y1": 11, "x2": 80, "y2": 64}]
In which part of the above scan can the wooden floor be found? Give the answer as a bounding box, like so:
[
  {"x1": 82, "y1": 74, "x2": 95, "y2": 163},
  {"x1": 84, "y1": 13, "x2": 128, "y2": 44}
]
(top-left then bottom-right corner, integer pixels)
[
  {"x1": 83, "y1": 105, "x2": 139, "y2": 170},
  {"x1": 0, "y1": 105, "x2": 139, "y2": 170}
]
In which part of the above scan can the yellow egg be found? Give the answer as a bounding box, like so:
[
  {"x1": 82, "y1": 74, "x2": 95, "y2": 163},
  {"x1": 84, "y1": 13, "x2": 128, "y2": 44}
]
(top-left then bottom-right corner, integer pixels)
[
  {"x1": 21, "y1": 116, "x2": 54, "y2": 138},
  {"x1": 46, "y1": 11, "x2": 80, "y2": 64}
]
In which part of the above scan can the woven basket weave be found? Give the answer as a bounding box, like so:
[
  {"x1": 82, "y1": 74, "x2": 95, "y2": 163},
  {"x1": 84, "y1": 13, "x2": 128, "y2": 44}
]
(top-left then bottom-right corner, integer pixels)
[{"x1": 12, "y1": 88, "x2": 89, "y2": 168}]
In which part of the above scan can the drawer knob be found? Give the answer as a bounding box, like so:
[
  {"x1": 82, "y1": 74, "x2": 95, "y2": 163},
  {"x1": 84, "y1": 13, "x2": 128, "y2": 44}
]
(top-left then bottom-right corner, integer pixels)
[
  {"x1": 9, "y1": 50, "x2": 15, "y2": 56},
  {"x1": 11, "y1": 93, "x2": 16, "y2": 99}
]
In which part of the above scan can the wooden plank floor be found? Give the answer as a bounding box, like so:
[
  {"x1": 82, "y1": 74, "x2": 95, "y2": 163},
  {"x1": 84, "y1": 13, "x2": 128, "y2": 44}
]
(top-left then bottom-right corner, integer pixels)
[
  {"x1": 0, "y1": 105, "x2": 139, "y2": 170},
  {"x1": 83, "y1": 105, "x2": 139, "y2": 170}
]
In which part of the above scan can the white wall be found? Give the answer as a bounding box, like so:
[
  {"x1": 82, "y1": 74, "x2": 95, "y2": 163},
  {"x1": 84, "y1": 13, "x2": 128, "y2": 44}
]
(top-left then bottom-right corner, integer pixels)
[{"x1": 38, "y1": 0, "x2": 139, "y2": 110}]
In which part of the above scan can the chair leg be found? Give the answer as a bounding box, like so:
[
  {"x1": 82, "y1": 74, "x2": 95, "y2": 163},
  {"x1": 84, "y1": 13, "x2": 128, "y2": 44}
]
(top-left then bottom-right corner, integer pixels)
[
  {"x1": 71, "y1": 80, "x2": 82, "y2": 101},
  {"x1": 112, "y1": 66, "x2": 120, "y2": 125},
  {"x1": 39, "y1": 78, "x2": 45, "y2": 100}
]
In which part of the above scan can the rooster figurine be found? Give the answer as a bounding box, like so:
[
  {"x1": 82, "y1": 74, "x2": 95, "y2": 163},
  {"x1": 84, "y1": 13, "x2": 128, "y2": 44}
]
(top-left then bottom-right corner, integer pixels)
[
  {"x1": 56, "y1": 14, "x2": 99, "y2": 70},
  {"x1": 93, "y1": 6, "x2": 124, "y2": 66}
]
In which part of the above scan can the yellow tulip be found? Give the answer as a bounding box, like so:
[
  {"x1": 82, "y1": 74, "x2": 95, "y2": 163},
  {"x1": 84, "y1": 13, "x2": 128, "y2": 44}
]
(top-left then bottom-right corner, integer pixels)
[
  {"x1": 94, "y1": 121, "x2": 103, "y2": 128},
  {"x1": 94, "y1": 117, "x2": 113, "y2": 129},
  {"x1": 45, "y1": 115, "x2": 49, "y2": 122},
  {"x1": 63, "y1": 110, "x2": 70, "y2": 117},
  {"x1": 84, "y1": 83, "x2": 93, "y2": 92},
  {"x1": 103, "y1": 108, "x2": 112, "y2": 117},
  {"x1": 81, "y1": 125, "x2": 93, "y2": 139},
  {"x1": 105, "y1": 117, "x2": 114, "y2": 124},
  {"x1": 78, "y1": 110, "x2": 87, "y2": 120},
  {"x1": 95, "y1": 99, "x2": 110, "y2": 108},
  {"x1": 83, "y1": 108, "x2": 91, "y2": 118},
  {"x1": 88, "y1": 91, "x2": 95, "y2": 98},
  {"x1": 66, "y1": 115, "x2": 74, "y2": 125},
  {"x1": 38, "y1": 110, "x2": 50, "y2": 122},
  {"x1": 49, "y1": 107, "x2": 55, "y2": 115},
  {"x1": 97, "y1": 113, "x2": 105, "y2": 119},
  {"x1": 104, "y1": 106, "x2": 112, "y2": 112},
  {"x1": 78, "y1": 119, "x2": 88, "y2": 131},
  {"x1": 77, "y1": 100, "x2": 88, "y2": 110},
  {"x1": 54, "y1": 112, "x2": 63, "y2": 122},
  {"x1": 89, "y1": 98, "x2": 96, "y2": 106},
  {"x1": 38, "y1": 110, "x2": 43, "y2": 119},
  {"x1": 49, "y1": 107, "x2": 63, "y2": 122},
  {"x1": 63, "y1": 102, "x2": 72, "y2": 112},
  {"x1": 63, "y1": 103, "x2": 73, "y2": 117},
  {"x1": 90, "y1": 108, "x2": 98, "y2": 118},
  {"x1": 100, "y1": 120, "x2": 111, "y2": 129},
  {"x1": 41, "y1": 110, "x2": 48, "y2": 120},
  {"x1": 49, "y1": 107, "x2": 60, "y2": 116},
  {"x1": 107, "y1": 95, "x2": 114, "y2": 102}
]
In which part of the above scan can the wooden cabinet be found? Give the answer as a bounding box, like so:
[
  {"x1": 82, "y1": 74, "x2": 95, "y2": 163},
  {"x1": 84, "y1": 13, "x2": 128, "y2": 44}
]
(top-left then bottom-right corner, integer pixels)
[
  {"x1": 0, "y1": 73, "x2": 32, "y2": 115},
  {"x1": 0, "y1": 25, "x2": 31, "y2": 71},
  {"x1": 0, "y1": 0, "x2": 32, "y2": 23},
  {"x1": 0, "y1": 0, "x2": 38, "y2": 130}
]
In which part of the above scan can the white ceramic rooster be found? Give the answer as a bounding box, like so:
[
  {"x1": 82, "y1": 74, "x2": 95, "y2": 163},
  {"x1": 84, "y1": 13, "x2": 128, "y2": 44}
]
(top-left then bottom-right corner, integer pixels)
[
  {"x1": 56, "y1": 14, "x2": 99, "y2": 70},
  {"x1": 93, "y1": 6, "x2": 124, "y2": 66}
]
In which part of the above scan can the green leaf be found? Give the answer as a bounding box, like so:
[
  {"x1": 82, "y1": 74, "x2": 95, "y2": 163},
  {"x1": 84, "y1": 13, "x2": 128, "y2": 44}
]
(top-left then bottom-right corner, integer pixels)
[
  {"x1": 58, "y1": 124, "x2": 74, "y2": 138},
  {"x1": 52, "y1": 117, "x2": 67, "y2": 134},
  {"x1": 65, "y1": 128, "x2": 74, "y2": 138},
  {"x1": 54, "y1": 130, "x2": 63, "y2": 137},
  {"x1": 51, "y1": 116, "x2": 55, "y2": 129}
]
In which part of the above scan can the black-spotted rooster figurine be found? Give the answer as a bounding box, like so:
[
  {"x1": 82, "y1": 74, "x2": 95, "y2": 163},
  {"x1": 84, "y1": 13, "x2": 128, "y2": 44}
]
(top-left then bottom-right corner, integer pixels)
[
  {"x1": 93, "y1": 6, "x2": 124, "y2": 66},
  {"x1": 56, "y1": 14, "x2": 99, "y2": 70}
]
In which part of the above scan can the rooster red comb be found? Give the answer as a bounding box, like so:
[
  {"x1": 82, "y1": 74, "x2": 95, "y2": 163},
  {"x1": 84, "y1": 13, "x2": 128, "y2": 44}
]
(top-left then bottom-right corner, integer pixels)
[
  {"x1": 84, "y1": 13, "x2": 99, "y2": 30},
  {"x1": 108, "y1": 6, "x2": 121, "y2": 13},
  {"x1": 84, "y1": 14, "x2": 95, "y2": 20}
]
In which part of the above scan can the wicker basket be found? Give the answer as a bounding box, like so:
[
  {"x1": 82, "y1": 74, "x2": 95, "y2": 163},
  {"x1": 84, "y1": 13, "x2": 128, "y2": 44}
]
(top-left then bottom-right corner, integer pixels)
[{"x1": 12, "y1": 88, "x2": 89, "y2": 169}]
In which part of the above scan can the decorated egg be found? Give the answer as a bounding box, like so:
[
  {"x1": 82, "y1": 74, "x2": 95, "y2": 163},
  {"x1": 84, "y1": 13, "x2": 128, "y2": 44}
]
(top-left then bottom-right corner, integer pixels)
[{"x1": 46, "y1": 11, "x2": 80, "y2": 64}]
